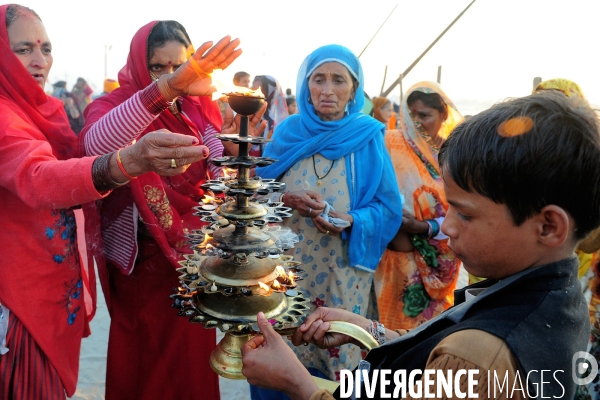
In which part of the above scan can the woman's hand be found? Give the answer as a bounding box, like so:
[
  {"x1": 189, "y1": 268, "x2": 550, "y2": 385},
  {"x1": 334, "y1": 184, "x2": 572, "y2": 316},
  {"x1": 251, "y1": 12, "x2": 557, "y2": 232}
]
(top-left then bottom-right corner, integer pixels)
[
  {"x1": 112, "y1": 129, "x2": 209, "y2": 180},
  {"x1": 291, "y1": 307, "x2": 370, "y2": 349},
  {"x1": 158, "y1": 36, "x2": 242, "y2": 100},
  {"x1": 399, "y1": 214, "x2": 429, "y2": 235},
  {"x1": 312, "y1": 210, "x2": 353, "y2": 236},
  {"x1": 241, "y1": 312, "x2": 318, "y2": 400},
  {"x1": 221, "y1": 102, "x2": 268, "y2": 137},
  {"x1": 284, "y1": 191, "x2": 325, "y2": 217}
]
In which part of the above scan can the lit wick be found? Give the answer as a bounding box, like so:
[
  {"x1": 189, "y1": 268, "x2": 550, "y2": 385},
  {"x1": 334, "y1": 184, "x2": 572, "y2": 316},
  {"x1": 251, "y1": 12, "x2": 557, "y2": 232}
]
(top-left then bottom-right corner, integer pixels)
[{"x1": 258, "y1": 281, "x2": 271, "y2": 296}]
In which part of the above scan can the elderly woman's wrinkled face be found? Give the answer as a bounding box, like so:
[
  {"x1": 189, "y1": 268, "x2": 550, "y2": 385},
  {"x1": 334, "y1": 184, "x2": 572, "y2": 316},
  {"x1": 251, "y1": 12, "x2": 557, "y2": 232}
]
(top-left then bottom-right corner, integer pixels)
[
  {"x1": 148, "y1": 40, "x2": 188, "y2": 80},
  {"x1": 8, "y1": 15, "x2": 53, "y2": 88},
  {"x1": 409, "y1": 99, "x2": 448, "y2": 138},
  {"x1": 308, "y1": 62, "x2": 355, "y2": 121}
]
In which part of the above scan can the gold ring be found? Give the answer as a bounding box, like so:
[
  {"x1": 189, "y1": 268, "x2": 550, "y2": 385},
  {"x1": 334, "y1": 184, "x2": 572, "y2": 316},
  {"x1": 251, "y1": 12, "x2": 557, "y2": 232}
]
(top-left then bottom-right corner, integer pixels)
[
  {"x1": 171, "y1": 158, "x2": 177, "y2": 168},
  {"x1": 326, "y1": 230, "x2": 330, "y2": 235}
]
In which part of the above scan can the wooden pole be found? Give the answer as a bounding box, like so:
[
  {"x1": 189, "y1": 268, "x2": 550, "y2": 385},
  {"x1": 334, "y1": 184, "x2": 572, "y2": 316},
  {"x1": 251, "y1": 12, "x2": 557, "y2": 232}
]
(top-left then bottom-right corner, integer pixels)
[
  {"x1": 381, "y1": 0, "x2": 477, "y2": 97},
  {"x1": 380, "y1": 66, "x2": 388, "y2": 96},
  {"x1": 533, "y1": 77, "x2": 542, "y2": 90},
  {"x1": 399, "y1": 74, "x2": 404, "y2": 107},
  {"x1": 437, "y1": 66, "x2": 442, "y2": 84},
  {"x1": 358, "y1": 4, "x2": 398, "y2": 59}
]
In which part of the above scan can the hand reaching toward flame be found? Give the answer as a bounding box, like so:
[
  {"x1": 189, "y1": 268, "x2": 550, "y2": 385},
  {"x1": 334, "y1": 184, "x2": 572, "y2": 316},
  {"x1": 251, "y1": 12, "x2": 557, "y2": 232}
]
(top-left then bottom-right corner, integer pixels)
[
  {"x1": 116, "y1": 129, "x2": 209, "y2": 178},
  {"x1": 241, "y1": 312, "x2": 318, "y2": 400},
  {"x1": 157, "y1": 36, "x2": 242, "y2": 100}
]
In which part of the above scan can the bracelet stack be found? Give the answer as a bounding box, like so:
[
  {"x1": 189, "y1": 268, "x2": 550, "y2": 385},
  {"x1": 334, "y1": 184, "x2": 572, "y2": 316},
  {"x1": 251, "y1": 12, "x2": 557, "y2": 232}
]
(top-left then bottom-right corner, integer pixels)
[
  {"x1": 92, "y1": 152, "x2": 128, "y2": 193},
  {"x1": 365, "y1": 320, "x2": 387, "y2": 345},
  {"x1": 140, "y1": 81, "x2": 173, "y2": 115},
  {"x1": 426, "y1": 219, "x2": 440, "y2": 238}
]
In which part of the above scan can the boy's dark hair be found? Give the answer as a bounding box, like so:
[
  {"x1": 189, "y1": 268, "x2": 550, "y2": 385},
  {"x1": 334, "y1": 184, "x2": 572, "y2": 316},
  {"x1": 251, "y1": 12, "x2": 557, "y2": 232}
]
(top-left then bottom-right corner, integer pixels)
[
  {"x1": 147, "y1": 21, "x2": 191, "y2": 61},
  {"x1": 233, "y1": 71, "x2": 250, "y2": 85},
  {"x1": 407, "y1": 90, "x2": 446, "y2": 114},
  {"x1": 439, "y1": 91, "x2": 600, "y2": 240}
]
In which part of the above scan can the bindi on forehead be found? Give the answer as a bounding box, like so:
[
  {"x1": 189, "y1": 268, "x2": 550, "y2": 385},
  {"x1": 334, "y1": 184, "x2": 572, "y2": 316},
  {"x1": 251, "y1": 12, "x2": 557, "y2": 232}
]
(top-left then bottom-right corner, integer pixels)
[
  {"x1": 37, "y1": 39, "x2": 40, "y2": 43},
  {"x1": 168, "y1": 61, "x2": 172, "y2": 65}
]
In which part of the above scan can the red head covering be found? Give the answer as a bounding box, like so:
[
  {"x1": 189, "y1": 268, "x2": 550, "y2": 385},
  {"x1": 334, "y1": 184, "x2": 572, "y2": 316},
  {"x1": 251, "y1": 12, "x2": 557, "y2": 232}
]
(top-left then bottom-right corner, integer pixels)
[
  {"x1": 0, "y1": 5, "x2": 100, "y2": 394},
  {"x1": 81, "y1": 21, "x2": 223, "y2": 273},
  {"x1": 0, "y1": 4, "x2": 76, "y2": 160}
]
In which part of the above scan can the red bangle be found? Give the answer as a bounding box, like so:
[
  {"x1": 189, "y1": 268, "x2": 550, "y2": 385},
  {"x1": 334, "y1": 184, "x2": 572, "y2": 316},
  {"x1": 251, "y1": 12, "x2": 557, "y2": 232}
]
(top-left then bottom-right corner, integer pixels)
[{"x1": 116, "y1": 149, "x2": 136, "y2": 180}]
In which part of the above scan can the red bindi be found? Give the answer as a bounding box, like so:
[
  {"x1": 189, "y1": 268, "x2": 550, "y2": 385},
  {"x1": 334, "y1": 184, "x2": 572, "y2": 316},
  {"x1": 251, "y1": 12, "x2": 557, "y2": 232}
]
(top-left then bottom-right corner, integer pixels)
[
  {"x1": 37, "y1": 39, "x2": 40, "y2": 43},
  {"x1": 168, "y1": 61, "x2": 172, "y2": 65}
]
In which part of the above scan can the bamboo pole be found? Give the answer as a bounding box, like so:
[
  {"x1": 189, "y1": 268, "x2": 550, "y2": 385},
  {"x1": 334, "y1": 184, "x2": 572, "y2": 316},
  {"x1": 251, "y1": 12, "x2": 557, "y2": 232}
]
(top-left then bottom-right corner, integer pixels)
[
  {"x1": 358, "y1": 4, "x2": 398, "y2": 59},
  {"x1": 380, "y1": 66, "x2": 388, "y2": 96},
  {"x1": 381, "y1": 0, "x2": 476, "y2": 97}
]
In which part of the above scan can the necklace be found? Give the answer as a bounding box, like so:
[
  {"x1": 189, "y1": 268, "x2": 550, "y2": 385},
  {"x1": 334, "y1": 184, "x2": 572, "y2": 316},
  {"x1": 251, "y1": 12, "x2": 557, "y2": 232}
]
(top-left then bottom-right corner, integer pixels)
[{"x1": 312, "y1": 155, "x2": 335, "y2": 187}]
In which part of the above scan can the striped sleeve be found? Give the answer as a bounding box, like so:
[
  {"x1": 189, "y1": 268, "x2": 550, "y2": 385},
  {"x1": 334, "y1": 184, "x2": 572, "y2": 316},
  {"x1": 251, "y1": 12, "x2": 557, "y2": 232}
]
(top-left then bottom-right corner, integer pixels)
[
  {"x1": 84, "y1": 90, "x2": 160, "y2": 156},
  {"x1": 203, "y1": 123, "x2": 224, "y2": 179}
]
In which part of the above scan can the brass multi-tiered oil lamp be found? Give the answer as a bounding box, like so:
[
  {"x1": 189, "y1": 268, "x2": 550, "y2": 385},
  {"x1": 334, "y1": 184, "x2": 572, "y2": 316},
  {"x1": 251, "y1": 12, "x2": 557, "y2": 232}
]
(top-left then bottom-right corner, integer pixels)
[
  {"x1": 171, "y1": 91, "x2": 311, "y2": 379},
  {"x1": 172, "y1": 91, "x2": 379, "y2": 387}
]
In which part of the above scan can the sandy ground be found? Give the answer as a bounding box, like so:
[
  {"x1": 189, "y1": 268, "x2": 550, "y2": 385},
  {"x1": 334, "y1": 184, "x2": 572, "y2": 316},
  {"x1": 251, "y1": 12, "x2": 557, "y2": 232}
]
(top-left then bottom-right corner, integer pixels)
[{"x1": 68, "y1": 264, "x2": 470, "y2": 400}]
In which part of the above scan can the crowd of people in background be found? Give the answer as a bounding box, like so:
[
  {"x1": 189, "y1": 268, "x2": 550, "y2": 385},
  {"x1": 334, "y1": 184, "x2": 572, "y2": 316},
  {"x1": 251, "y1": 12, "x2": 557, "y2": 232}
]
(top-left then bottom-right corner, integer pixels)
[{"x1": 2, "y1": 3, "x2": 600, "y2": 400}]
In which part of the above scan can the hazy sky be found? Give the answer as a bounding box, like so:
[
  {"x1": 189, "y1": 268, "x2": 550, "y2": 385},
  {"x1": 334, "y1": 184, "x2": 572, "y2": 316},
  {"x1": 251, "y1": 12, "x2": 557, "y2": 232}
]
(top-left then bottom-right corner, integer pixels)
[{"x1": 21, "y1": 0, "x2": 600, "y2": 115}]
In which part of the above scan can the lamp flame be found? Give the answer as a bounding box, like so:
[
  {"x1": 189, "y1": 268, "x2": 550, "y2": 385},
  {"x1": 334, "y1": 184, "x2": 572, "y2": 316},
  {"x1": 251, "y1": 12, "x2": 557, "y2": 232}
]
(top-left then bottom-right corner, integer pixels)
[
  {"x1": 211, "y1": 68, "x2": 265, "y2": 101},
  {"x1": 288, "y1": 272, "x2": 296, "y2": 286},
  {"x1": 223, "y1": 168, "x2": 236, "y2": 178},
  {"x1": 202, "y1": 195, "x2": 215, "y2": 204},
  {"x1": 275, "y1": 265, "x2": 286, "y2": 278},
  {"x1": 258, "y1": 281, "x2": 271, "y2": 296},
  {"x1": 200, "y1": 233, "x2": 211, "y2": 248}
]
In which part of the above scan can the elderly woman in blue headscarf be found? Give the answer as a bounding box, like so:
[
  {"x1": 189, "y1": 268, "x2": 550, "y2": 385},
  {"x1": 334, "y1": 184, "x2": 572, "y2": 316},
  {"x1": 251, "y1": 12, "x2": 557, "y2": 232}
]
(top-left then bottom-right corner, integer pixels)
[{"x1": 248, "y1": 44, "x2": 402, "y2": 399}]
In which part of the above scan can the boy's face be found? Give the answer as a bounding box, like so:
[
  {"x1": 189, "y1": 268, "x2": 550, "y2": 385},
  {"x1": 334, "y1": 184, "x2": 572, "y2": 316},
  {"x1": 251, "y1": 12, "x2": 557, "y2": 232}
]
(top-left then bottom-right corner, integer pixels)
[{"x1": 442, "y1": 174, "x2": 541, "y2": 280}]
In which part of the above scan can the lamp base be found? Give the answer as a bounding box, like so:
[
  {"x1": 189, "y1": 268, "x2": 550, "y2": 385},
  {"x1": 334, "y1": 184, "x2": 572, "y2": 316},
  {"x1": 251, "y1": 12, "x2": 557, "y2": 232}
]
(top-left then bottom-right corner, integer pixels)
[{"x1": 210, "y1": 332, "x2": 253, "y2": 380}]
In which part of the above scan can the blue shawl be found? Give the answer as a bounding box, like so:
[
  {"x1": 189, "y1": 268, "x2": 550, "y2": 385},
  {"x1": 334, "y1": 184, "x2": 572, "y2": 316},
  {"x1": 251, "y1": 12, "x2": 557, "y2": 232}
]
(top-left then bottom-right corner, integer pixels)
[{"x1": 256, "y1": 44, "x2": 402, "y2": 272}]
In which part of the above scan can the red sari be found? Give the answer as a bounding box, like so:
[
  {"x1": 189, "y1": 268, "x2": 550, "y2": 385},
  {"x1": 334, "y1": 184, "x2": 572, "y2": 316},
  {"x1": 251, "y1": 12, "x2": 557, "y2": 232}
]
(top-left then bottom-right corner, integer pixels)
[
  {"x1": 0, "y1": 5, "x2": 101, "y2": 397},
  {"x1": 80, "y1": 21, "x2": 220, "y2": 400}
]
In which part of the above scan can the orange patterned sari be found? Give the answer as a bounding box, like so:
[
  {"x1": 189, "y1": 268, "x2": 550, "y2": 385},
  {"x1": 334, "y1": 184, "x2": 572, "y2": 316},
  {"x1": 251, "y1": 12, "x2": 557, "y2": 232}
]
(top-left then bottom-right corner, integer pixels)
[{"x1": 374, "y1": 81, "x2": 463, "y2": 330}]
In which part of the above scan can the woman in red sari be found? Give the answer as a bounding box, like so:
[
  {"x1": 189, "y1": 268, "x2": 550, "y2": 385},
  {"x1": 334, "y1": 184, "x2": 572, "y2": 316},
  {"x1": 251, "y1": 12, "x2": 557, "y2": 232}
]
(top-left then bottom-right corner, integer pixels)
[
  {"x1": 81, "y1": 21, "x2": 262, "y2": 400},
  {"x1": 0, "y1": 5, "x2": 229, "y2": 399}
]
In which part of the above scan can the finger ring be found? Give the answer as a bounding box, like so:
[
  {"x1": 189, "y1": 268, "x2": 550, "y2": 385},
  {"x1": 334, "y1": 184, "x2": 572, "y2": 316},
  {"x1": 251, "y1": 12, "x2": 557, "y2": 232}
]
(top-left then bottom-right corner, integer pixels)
[
  {"x1": 171, "y1": 158, "x2": 177, "y2": 169},
  {"x1": 308, "y1": 207, "x2": 312, "y2": 216},
  {"x1": 326, "y1": 230, "x2": 330, "y2": 235}
]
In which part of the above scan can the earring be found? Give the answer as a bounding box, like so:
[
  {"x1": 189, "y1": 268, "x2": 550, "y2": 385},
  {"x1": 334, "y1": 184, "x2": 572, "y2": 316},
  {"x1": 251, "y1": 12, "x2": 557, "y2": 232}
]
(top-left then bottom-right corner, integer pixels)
[{"x1": 308, "y1": 96, "x2": 313, "y2": 104}]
